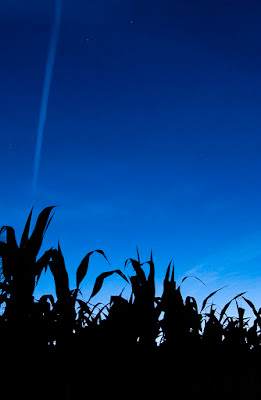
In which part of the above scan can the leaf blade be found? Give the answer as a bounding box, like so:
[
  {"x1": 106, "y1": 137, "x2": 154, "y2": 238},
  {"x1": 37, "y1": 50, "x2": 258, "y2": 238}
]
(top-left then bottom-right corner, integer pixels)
[
  {"x1": 76, "y1": 249, "x2": 110, "y2": 289},
  {"x1": 179, "y1": 275, "x2": 206, "y2": 287},
  {"x1": 48, "y1": 248, "x2": 70, "y2": 303},
  {"x1": 201, "y1": 285, "x2": 228, "y2": 312},
  {"x1": 34, "y1": 249, "x2": 53, "y2": 286},
  {"x1": 76, "y1": 251, "x2": 94, "y2": 289},
  {"x1": 89, "y1": 269, "x2": 129, "y2": 300},
  {"x1": 20, "y1": 207, "x2": 33, "y2": 248},
  {"x1": 26, "y1": 206, "x2": 55, "y2": 254},
  {"x1": 242, "y1": 296, "x2": 258, "y2": 317}
]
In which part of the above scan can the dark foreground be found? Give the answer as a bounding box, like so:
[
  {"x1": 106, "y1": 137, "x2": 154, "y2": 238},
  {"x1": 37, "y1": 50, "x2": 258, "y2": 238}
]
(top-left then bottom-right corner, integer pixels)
[
  {"x1": 1, "y1": 328, "x2": 261, "y2": 400},
  {"x1": 1, "y1": 207, "x2": 261, "y2": 399}
]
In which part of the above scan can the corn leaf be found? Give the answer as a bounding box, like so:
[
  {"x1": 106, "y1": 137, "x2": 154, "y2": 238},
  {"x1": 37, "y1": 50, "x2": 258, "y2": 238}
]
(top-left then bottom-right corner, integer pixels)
[
  {"x1": 136, "y1": 246, "x2": 140, "y2": 263},
  {"x1": 76, "y1": 251, "x2": 94, "y2": 289},
  {"x1": 243, "y1": 297, "x2": 261, "y2": 330},
  {"x1": 219, "y1": 292, "x2": 247, "y2": 322},
  {"x1": 48, "y1": 248, "x2": 70, "y2": 302},
  {"x1": 20, "y1": 207, "x2": 33, "y2": 248},
  {"x1": 170, "y1": 263, "x2": 175, "y2": 283},
  {"x1": 95, "y1": 250, "x2": 110, "y2": 264},
  {"x1": 219, "y1": 299, "x2": 234, "y2": 322},
  {"x1": 164, "y1": 260, "x2": 172, "y2": 281},
  {"x1": 179, "y1": 275, "x2": 206, "y2": 288},
  {"x1": 201, "y1": 285, "x2": 228, "y2": 312},
  {"x1": 35, "y1": 249, "x2": 53, "y2": 286},
  {"x1": 26, "y1": 206, "x2": 55, "y2": 257},
  {"x1": 163, "y1": 260, "x2": 172, "y2": 291},
  {"x1": 125, "y1": 258, "x2": 146, "y2": 284},
  {"x1": 76, "y1": 249, "x2": 110, "y2": 289},
  {"x1": 89, "y1": 269, "x2": 129, "y2": 300},
  {"x1": 147, "y1": 251, "x2": 155, "y2": 295},
  {"x1": 242, "y1": 296, "x2": 259, "y2": 317}
]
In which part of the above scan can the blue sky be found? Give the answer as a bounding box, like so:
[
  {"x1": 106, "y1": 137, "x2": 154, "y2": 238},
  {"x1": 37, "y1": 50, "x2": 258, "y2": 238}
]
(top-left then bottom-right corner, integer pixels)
[{"x1": 1, "y1": 0, "x2": 261, "y2": 318}]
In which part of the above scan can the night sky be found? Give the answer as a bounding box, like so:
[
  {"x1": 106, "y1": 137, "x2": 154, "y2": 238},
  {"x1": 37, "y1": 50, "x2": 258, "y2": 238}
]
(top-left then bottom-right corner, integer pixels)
[{"x1": 1, "y1": 0, "x2": 261, "y2": 315}]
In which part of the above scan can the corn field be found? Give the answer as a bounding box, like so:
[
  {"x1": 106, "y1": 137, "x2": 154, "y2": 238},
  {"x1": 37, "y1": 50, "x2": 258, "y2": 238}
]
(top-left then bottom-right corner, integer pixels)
[{"x1": 0, "y1": 207, "x2": 260, "y2": 399}]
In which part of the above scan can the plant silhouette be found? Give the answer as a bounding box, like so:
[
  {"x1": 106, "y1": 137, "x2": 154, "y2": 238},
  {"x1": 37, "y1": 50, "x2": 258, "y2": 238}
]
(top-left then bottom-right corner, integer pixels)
[{"x1": 0, "y1": 207, "x2": 260, "y2": 399}]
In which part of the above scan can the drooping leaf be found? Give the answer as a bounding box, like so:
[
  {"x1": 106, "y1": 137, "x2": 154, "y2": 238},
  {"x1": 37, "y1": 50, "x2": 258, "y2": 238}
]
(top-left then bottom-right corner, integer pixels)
[
  {"x1": 95, "y1": 250, "x2": 110, "y2": 265},
  {"x1": 20, "y1": 207, "x2": 33, "y2": 248},
  {"x1": 89, "y1": 269, "x2": 129, "y2": 300},
  {"x1": 179, "y1": 275, "x2": 206, "y2": 288},
  {"x1": 242, "y1": 296, "x2": 258, "y2": 317},
  {"x1": 242, "y1": 296, "x2": 261, "y2": 329},
  {"x1": 201, "y1": 285, "x2": 228, "y2": 312},
  {"x1": 76, "y1": 250, "x2": 110, "y2": 289},
  {"x1": 219, "y1": 292, "x2": 247, "y2": 322}
]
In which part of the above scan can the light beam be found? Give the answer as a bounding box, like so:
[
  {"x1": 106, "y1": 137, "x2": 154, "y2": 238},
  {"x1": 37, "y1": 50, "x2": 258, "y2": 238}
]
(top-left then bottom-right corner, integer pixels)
[{"x1": 32, "y1": 0, "x2": 62, "y2": 196}]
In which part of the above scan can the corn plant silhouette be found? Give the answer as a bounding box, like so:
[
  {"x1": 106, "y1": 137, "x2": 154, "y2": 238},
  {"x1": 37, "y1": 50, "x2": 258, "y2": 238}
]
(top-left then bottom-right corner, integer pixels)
[
  {"x1": 0, "y1": 206, "x2": 55, "y2": 320},
  {"x1": 0, "y1": 206, "x2": 261, "y2": 399}
]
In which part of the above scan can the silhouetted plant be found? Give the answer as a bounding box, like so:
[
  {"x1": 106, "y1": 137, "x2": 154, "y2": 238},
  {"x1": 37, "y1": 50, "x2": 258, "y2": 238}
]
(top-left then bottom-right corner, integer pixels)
[
  {"x1": 0, "y1": 206, "x2": 54, "y2": 320},
  {"x1": 123, "y1": 250, "x2": 159, "y2": 348},
  {"x1": 0, "y1": 206, "x2": 261, "y2": 399}
]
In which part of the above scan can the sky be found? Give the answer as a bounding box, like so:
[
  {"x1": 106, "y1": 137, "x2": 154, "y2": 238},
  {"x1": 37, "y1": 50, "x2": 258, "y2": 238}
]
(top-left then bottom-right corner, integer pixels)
[{"x1": 1, "y1": 0, "x2": 261, "y2": 318}]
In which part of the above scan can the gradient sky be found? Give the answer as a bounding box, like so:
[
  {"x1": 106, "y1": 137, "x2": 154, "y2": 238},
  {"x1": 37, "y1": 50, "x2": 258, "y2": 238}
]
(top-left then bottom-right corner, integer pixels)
[{"x1": 1, "y1": 0, "x2": 261, "y2": 317}]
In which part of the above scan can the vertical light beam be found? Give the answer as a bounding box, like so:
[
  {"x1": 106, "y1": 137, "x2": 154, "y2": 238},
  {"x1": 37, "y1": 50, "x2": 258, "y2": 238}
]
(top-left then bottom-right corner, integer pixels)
[{"x1": 32, "y1": 0, "x2": 62, "y2": 195}]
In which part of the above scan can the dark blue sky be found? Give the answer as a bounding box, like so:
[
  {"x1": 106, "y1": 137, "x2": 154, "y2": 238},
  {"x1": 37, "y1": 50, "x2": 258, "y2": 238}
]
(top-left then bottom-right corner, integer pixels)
[{"x1": 1, "y1": 0, "x2": 261, "y2": 313}]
